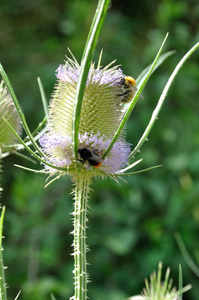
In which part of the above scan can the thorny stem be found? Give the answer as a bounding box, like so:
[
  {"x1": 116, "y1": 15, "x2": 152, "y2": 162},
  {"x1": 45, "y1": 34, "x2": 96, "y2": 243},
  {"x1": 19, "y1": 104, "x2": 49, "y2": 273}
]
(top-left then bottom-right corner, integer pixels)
[
  {"x1": 71, "y1": 171, "x2": 92, "y2": 300},
  {"x1": 0, "y1": 206, "x2": 6, "y2": 300},
  {"x1": 0, "y1": 160, "x2": 2, "y2": 198}
]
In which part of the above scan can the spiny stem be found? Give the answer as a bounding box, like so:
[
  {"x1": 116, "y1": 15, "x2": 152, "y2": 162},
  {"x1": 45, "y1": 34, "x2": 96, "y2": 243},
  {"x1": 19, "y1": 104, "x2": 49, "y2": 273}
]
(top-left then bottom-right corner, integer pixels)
[
  {"x1": 71, "y1": 171, "x2": 92, "y2": 300},
  {"x1": 0, "y1": 206, "x2": 7, "y2": 300}
]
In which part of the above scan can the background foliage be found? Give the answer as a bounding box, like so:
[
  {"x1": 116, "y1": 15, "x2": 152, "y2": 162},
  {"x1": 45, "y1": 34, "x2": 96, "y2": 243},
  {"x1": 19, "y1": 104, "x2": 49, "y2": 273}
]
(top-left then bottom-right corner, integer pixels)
[{"x1": 1, "y1": 0, "x2": 199, "y2": 299}]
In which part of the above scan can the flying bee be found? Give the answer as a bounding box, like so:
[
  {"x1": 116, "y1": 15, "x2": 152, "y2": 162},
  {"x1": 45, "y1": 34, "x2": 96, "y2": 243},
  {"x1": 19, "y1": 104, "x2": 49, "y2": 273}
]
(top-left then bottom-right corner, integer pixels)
[
  {"x1": 118, "y1": 76, "x2": 138, "y2": 103},
  {"x1": 78, "y1": 148, "x2": 103, "y2": 168}
]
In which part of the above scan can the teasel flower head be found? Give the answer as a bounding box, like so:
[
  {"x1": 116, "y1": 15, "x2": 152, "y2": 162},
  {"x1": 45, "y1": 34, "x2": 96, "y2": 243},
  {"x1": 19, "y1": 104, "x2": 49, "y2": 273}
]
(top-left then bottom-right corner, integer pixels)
[
  {"x1": 0, "y1": 80, "x2": 22, "y2": 154},
  {"x1": 128, "y1": 262, "x2": 192, "y2": 300},
  {"x1": 39, "y1": 54, "x2": 132, "y2": 179}
]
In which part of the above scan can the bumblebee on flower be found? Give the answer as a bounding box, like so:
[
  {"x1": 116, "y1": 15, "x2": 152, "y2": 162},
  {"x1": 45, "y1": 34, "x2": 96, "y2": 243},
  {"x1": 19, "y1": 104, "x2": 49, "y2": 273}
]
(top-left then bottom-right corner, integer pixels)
[{"x1": 39, "y1": 54, "x2": 136, "y2": 178}]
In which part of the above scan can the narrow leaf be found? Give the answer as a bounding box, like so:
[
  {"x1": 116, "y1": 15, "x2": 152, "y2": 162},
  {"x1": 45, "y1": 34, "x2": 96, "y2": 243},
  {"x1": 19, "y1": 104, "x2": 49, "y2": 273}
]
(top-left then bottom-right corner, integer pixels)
[
  {"x1": 116, "y1": 164, "x2": 162, "y2": 176},
  {"x1": 0, "y1": 64, "x2": 45, "y2": 158},
  {"x1": 30, "y1": 117, "x2": 47, "y2": 137},
  {"x1": 130, "y1": 41, "x2": 199, "y2": 159},
  {"x1": 175, "y1": 232, "x2": 199, "y2": 277},
  {"x1": 3, "y1": 118, "x2": 68, "y2": 172},
  {"x1": 119, "y1": 159, "x2": 143, "y2": 173},
  {"x1": 178, "y1": 265, "x2": 183, "y2": 300},
  {"x1": 37, "y1": 77, "x2": 48, "y2": 118},
  {"x1": 136, "y1": 50, "x2": 176, "y2": 85},
  {"x1": 72, "y1": 0, "x2": 111, "y2": 159},
  {"x1": 102, "y1": 33, "x2": 169, "y2": 160}
]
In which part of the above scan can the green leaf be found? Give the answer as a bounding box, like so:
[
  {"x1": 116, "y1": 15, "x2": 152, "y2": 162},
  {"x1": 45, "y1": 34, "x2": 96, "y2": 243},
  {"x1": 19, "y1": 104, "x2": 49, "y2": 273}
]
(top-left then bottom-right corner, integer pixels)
[
  {"x1": 116, "y1": 164, "x2": 162, "y2": 177},
  {"x1": 37, "y1": 77, "x2": 48, "y2": 118},
  {"x1": 0, "y1": 64, "x2": 45, "y2": 158},
  {"x1": 130, "y1": 41, "x2": 199, "y2": 159},
  {"x1": 3, "y1": 118, "x2": 68, "y2": 172},
  {"x1": 72, "y1": 0, "x2": 111, "y2": 160},
  {"x1": 136, "y1": 50, "x2": 176, "y2": 85},
  {"x1": 29, "y1": 116, "x2": 47, "y2": 138},
  {"x1": 175, "y1": 232, "x2": 199, "y2": 277},
  {"x1": 102, "y1": 33, "x2": 169, "y2": 160},
  {"x1": 178, "y1": 265, "x2": 183, "y2": 300}
]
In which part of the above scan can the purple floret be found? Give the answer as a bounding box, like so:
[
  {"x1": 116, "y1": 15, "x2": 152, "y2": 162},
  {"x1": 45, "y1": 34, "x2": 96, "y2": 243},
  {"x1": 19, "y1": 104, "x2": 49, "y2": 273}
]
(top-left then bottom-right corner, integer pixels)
[
  {"x1": 39, "y1": 131, "x2": 131, "y2": 174},
  {"x1": 56, "y1": 63, "x2": 124, "y2": 86}
]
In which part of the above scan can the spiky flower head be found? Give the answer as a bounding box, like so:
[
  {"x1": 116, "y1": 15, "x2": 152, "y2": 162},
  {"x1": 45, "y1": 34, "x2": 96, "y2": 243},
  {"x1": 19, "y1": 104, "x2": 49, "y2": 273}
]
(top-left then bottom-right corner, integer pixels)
[
  {"x1": 128, "y1": 262, "x2": 191, "y2": 300},
  {"x1": 39, "y1": 54, "x2": 132, "y2": 178},
  {"x1": 0, "y1": 81, "x2": 22, "y2": 154}
]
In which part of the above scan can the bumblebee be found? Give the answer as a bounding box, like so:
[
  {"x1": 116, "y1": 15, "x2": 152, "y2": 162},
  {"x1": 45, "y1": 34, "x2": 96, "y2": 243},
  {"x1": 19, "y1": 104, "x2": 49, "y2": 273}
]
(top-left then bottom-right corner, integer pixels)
[
  {"x1": 118, "y1": 76, "x2": 137, "y2": 103},
  {"x1": 78, "y1": 148, "x2": 103, "y2": 168}
]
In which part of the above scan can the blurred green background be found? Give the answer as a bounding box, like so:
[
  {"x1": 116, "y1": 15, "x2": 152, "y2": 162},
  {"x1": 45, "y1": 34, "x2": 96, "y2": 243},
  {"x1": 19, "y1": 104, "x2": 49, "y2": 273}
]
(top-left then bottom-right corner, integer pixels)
[{"x1": 1, "y1": 0, "x2": 199, "y2": 299}]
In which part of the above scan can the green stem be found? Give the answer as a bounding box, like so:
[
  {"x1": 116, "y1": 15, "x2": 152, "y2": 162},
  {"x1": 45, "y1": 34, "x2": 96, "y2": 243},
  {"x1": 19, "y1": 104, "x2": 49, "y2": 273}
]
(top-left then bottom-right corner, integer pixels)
[
  {"x1": 0, "y1": 206, "x2": 7, "y2": 300},
  {"x1": 72, "y1": 172, "x2": 92, "y2": 300},
  {"x1": 0, "y1": 159, "x2": 6, "y2": 300}
]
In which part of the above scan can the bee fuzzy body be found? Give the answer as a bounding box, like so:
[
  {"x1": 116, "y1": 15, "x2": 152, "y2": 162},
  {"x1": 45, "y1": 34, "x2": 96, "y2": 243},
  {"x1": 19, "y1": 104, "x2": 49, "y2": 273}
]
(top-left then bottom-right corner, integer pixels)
[
  {"x1": 78, "y1": 148, "x2": 103, "y2": 168},
  {"x1": 118, "y1": 76, "x2": 137, "y2": 103}
]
